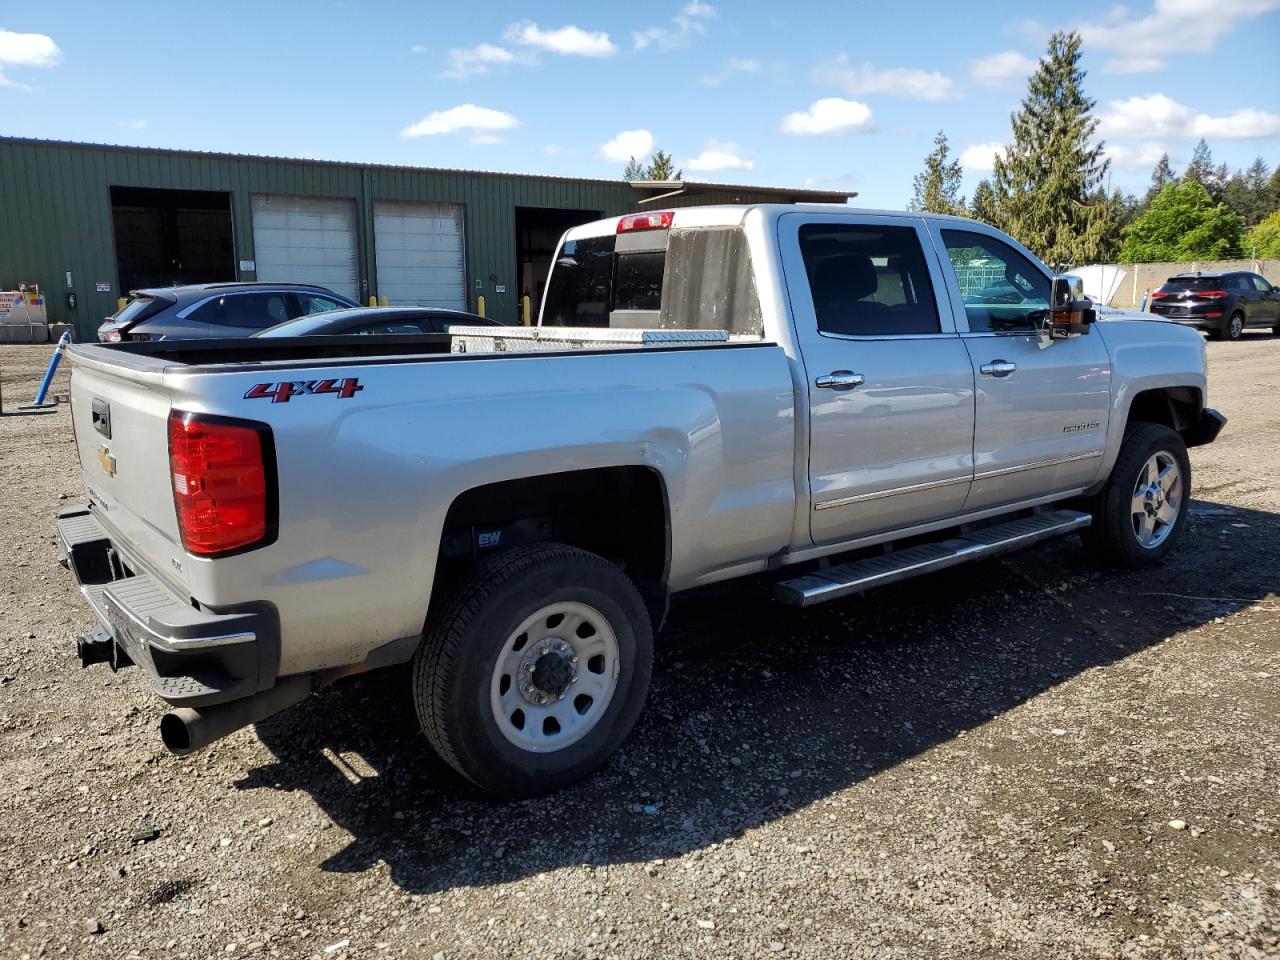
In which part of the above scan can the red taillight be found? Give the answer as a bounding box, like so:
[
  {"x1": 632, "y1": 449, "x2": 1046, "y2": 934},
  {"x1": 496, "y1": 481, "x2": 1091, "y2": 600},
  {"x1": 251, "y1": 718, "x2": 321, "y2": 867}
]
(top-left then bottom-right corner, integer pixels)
[
  {"x1": 1150, "y1": 291, "x2": 1169, "y2": 299},
  {"x1": 1196, "y1": 290, "x2": 1228, "y2": 299},
  {"x1": 168, "y1": 412, "x2": 274, "y2": 556},
  {"x1": 617, "y1": 211, "x2": 674, "y2": 233}
]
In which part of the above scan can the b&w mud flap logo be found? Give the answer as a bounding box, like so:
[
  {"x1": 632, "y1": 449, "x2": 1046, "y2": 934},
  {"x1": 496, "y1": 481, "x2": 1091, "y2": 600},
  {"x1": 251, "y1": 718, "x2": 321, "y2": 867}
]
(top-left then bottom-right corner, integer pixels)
[{"x1": 244, "y1": 378, "x2": 363, "y2": 403}]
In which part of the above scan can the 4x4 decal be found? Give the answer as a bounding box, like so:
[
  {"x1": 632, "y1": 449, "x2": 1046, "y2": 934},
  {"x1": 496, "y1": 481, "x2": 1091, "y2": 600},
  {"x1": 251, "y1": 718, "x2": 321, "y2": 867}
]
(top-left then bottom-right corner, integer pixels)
[{"x1": 244, "y1": 378, "x2": 363, "y2": 403}]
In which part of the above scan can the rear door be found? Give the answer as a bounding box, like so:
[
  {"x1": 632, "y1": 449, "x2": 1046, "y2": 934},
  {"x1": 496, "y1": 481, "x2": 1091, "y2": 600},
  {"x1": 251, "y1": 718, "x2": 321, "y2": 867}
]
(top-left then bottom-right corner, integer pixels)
[
  {"x1": 928, "y1": 223, "x2": 1111, "y2": 511},
  {"x1": 779, "y1": 212, "x2": 976, "y2": 544}
]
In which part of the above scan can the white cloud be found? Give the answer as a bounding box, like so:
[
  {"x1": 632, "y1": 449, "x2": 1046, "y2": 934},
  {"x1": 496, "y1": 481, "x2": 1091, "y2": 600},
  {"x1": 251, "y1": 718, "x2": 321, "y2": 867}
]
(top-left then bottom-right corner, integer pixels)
[
  {"x1": 543, "y1": 144, "x2": 564, "y2": 155},
  {"x1": 125, "y1": 119, "x2": 147, "y2": 130},
  {"x1": 814, "y1": 54, "x2": 955, "y2": 101},
  {"x1": 634, "y1": 1, "x2": 716, "y2": 50},
  {"x1": 599, "y1": 128, "x2": 656, "y2": 163},
  {"x1": 1103, "y1": 57, "x2": 1163, "y2": 74},
  {"x1": 685, "y1": 140, "x2": 754, "y2": 172},
  {"x1": 410, "y1": 44, "x2": 427, "y2": 54},
  {"x1": 1098, "y1": 93, "x2": 1280, "y2": 140},
  {"x1": 1105, "y1": 142, "x2": 1171, "y2": 170},
  {"x1": 960, "y1": 141, "x2": 1007, "y2": 173},
  {"x1": 780, "y1": 98, "x2": 873, "y2": 136},
  {"x1": 969, "y1": 51, "x2": 1035, "y2": 87},
  {"x1": 506, "y1": 22, "x2": 616, "y2": 57},
  {"x1": 1077, "y1": 0, "x2": 1280, "y2": 71},
  {"x1": 699, "y1": 56, "x2": 760, "y2": 85},
  {"x1": 400, "y1": 104, "x2": 519, "y2": 138},
  {"x1": 469, "y1": 133, "x2": 503, "y2": 145},
  {"x1": 443, "y1": 43, "x2": 521, "y2": 78},
  {"x1": 0, "y1": 27, "x2": 62, "y2": 89}
]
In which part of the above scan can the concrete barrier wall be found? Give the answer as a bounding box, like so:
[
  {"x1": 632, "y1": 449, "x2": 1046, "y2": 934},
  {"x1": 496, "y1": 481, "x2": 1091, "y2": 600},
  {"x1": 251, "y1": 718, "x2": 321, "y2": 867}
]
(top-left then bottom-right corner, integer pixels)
[{"x1": 1106, "y1": 259, "x2": 1280, "y2": 307}]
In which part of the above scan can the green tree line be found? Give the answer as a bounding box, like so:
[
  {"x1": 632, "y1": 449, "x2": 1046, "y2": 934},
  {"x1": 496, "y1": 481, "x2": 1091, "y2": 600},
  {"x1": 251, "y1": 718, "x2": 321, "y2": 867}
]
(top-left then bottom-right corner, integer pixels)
[{"x1": 908, "y1": 32, "x2": 1280, "y2": 263}]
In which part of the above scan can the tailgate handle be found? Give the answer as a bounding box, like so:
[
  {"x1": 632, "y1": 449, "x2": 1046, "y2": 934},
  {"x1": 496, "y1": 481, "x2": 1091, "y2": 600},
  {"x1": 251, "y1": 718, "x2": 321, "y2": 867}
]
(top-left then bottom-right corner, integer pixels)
[{"x1": 91, "y1": 398, "x2": 112, "y2": 439}]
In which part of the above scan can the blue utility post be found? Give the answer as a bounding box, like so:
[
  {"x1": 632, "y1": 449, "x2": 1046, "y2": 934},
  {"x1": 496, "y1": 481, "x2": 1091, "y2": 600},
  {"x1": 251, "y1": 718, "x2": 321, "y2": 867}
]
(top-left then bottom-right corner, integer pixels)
[{"x1": 23, "y1": 331, "x2": 71, "y2": 410}]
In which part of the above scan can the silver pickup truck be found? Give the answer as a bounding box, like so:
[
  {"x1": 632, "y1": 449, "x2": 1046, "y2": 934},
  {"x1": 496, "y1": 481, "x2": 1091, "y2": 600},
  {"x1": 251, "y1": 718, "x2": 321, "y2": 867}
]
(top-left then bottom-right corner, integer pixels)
[{"x1": 58, "y1": 204, "x2": 1225, "y2": 795}]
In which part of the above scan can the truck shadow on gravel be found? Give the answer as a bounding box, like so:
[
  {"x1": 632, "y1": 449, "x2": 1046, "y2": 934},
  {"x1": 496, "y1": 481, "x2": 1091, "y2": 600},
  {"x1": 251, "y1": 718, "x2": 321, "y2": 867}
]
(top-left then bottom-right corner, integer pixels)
[{"x1": 237, "y1": 498, "x2": 1278, "y2": 894}]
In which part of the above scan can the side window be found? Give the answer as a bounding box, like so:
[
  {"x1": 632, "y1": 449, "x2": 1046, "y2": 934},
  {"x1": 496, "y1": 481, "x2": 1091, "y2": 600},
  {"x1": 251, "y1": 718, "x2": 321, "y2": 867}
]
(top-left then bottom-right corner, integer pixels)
[
  {"x1": 352, "y1": 320, "x2": 432, "y2": 335},
  {"x1": 798, "y1": 224, "x2": 940, "y2": 337},
  {"x1": 1249, "y1": 275, "x2": 1271, "y2": 293},
  {"x1": 1227, "y1": 275, "x2": 1249, "y2": 291},
  {"x1": 217, "y1": 293, "x2": 291, "y2": 329},
  {"x1": 940, "y1": 230, "x2": 1050, "y2": 333},
  {"x1": 298, "y1": 294, "x2": 345, "y2": 315},
  {"x1": 542, "y1": 236, "x2": 614, "y2": 326}
]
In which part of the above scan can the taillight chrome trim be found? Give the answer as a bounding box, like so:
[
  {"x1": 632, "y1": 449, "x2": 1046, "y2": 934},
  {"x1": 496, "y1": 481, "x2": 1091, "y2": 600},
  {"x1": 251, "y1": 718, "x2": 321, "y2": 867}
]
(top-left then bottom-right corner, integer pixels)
[{"x1": 167, "y1": 410, "x2": 279, "y2": 559}]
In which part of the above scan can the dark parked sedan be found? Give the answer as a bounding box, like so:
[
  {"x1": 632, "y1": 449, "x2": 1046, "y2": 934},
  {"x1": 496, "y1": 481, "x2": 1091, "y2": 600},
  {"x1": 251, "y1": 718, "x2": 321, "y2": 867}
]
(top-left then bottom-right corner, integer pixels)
[
  {"x1": 1149, "y1": 271, "x2": 1280, "y2": 340},
  {"x1": 253, "y1": 305, "x2": 501, "y2": 337},
  {"x1": 98, "y1": 283, "x2": 356, "y2": 342}
]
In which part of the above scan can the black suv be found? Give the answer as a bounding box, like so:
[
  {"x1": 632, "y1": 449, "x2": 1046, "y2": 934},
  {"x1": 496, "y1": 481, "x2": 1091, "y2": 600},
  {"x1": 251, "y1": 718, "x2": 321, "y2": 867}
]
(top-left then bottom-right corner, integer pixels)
[
  {"x1": 1149, "y1": 271, "x2": 1280, "y2": 340},
  {"x1": 97, "y1": 282, "x2": 356, "y2": 342}
]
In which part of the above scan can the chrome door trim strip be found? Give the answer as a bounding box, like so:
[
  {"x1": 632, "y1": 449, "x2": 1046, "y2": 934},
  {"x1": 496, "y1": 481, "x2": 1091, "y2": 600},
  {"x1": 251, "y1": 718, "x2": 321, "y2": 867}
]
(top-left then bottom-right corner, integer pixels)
[
  {"x1": 973, "y1": 449, "x2": 1103, "y2": 481},
  {"x1": 814, "y1": 473, "x2": 972, "y2": 511}
]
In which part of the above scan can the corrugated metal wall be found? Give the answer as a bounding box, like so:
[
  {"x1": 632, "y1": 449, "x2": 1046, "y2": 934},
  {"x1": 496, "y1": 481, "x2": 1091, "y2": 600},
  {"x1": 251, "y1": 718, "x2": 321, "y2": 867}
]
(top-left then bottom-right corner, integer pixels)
[{"x1": 0, "y1": 139, "x2": 641, "y2": 334}]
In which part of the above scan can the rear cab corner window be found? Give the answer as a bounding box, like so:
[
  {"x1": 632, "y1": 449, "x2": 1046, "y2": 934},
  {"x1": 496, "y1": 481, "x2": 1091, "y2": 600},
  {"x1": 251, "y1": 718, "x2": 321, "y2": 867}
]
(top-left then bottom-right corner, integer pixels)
[
  {"x1": 798, "y1": 223, "x2": 941, "y2": 337},
  {"x1": 940, "y1": 229, "x2": 1050, "y2": 334}
]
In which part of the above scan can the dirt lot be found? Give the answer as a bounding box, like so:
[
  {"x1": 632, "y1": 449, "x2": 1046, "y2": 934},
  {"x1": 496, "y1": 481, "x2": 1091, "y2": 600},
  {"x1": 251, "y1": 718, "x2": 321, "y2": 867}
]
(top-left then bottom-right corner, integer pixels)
[{"x1": 1, "y1": 337, "x2": 1277, "y2": 960}]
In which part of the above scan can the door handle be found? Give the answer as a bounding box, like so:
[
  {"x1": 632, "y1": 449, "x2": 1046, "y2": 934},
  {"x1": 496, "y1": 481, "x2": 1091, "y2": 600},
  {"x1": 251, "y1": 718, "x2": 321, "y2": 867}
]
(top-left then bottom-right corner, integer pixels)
[
  {"x1": 815, "y1": 370, "x2": 865, "y2": 390},
  {"x1": 979, "y1": 360, "x2": 1017, "y2": 378}
]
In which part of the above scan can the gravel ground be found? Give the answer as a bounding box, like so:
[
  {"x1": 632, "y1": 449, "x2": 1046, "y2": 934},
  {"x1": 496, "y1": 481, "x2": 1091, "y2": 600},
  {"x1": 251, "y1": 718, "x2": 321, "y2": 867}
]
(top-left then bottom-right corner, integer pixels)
[{"x1": 1, "y1": 337, "x2": 1277, "y2": 960}]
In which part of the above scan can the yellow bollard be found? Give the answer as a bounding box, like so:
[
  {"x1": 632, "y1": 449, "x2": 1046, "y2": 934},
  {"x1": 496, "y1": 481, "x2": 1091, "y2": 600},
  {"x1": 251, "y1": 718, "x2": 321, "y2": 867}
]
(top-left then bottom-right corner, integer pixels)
[
  {"x1": 521, "y1": 295, "x2": 532, "y2": 326},
  {"x1": 379, "y1": 295, "x2": 389, "y2": 307},
  {"x1": 476, "y1": 295, "x2": 486, "y2": 318},
  {"x1": 368, "y1": 296, "x2": 377, "y2": 307},
  {"x1": 116, "y1": 297, "x2": 127, "y2": 312}
]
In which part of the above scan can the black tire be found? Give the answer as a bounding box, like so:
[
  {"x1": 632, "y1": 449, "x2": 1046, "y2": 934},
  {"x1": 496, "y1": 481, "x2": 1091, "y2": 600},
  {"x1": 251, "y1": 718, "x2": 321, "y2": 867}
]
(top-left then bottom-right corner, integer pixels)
[
  {"x1": 413, "y1": 543, "x2": 653, "y2": 796},
  {"x1": 1226, "y1": 312, "x2": 1245, "y2": 340},
  {"x1": 1080, "y1": 422, "x2": 1191, "y2": 568}
]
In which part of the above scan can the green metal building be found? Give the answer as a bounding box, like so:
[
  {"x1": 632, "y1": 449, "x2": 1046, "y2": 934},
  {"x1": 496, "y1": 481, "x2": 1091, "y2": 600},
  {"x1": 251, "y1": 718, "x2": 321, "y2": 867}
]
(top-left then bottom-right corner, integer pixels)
[{"x1": 0, "y1": 137, "x2": 852, "y2": 338}]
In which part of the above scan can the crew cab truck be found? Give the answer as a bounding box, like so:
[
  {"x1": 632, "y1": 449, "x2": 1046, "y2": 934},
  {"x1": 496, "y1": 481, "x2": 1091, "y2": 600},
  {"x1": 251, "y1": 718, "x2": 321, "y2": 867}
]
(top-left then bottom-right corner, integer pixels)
[{"x1": 58, "y1": 205, "x2": 1225, "y2": 796}]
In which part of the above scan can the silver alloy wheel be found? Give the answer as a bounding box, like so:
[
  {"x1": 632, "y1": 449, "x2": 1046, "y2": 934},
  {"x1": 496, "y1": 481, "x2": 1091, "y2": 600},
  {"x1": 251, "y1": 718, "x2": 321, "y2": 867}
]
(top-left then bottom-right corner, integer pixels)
[
  {"x1": 1131, "y1": 450, "x2": 1183, "y2": 549},
  {"x1": 1229, "y1": 314, "x2": 1244, "y2": 338},
  {"x1": 489, "y1": 601, "x2": 620, "y2": 753}
]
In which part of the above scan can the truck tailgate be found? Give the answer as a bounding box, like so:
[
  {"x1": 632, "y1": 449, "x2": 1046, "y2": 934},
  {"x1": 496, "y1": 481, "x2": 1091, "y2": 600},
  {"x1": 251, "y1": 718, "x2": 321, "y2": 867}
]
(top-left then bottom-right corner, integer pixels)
[{"x1": 69, "y1": 355, "x2": 188, "y2": 595}]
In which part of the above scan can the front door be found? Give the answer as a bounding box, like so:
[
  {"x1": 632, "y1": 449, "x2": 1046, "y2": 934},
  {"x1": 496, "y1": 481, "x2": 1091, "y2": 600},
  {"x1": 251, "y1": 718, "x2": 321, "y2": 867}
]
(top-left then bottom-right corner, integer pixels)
[
  {"x1": 780, "y1": 213, "x2": 976, "y2": 545},
  {"x1": 929, "y1": 224, "x2": 1111, "y2": 511}
]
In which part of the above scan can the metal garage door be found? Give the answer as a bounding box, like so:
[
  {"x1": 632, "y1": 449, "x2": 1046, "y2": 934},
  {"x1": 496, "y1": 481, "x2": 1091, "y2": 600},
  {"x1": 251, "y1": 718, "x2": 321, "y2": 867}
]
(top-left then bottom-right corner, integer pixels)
[
  {"x1": 373, "y1": 200, "x2": 466, "y2": 309},
  {"x1": 250, "y1": 194, "x2": 359, "y2": 301}
]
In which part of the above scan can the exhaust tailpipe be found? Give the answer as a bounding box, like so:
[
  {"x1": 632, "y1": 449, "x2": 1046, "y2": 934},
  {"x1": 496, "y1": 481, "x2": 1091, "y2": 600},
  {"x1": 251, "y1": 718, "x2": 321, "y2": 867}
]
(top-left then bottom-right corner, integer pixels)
[{"x1": 160, "y1": 675, "x2": 313, "y2": 756}]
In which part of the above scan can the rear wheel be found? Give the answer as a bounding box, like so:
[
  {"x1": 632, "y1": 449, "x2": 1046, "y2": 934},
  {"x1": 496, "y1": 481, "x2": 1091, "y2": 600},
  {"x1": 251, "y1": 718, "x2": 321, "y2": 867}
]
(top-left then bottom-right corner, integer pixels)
[
  {"x1": 1080, "y1": 422, "x2": 1190, "y2": 568},
  {"x1": 413, "y1": 543, "x2": 653, "y2": 796},
  {"x1": 1226, "y1": 312, "x2": 1245, "y2": 340}
]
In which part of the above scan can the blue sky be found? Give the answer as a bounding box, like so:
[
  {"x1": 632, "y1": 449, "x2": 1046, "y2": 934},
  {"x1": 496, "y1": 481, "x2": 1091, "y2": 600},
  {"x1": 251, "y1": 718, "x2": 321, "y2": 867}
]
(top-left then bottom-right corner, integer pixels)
[{"x1": 3, "y1": 0, "x2": 1279, "y2": 206}]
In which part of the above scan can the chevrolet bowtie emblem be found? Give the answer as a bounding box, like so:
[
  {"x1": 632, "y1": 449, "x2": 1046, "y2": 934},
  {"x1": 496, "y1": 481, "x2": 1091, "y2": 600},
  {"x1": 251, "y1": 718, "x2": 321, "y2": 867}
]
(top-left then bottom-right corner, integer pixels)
[{"x1": 97, "y1": 446, "x2": 116, "y2": 478}]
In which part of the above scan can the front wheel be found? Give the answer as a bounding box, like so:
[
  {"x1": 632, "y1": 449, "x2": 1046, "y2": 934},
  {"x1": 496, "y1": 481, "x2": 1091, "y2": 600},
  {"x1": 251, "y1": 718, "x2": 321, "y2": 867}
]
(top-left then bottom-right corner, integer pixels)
[
  {"x1": 1080, "y1": 422, "x2": 1191, "y2": 568},
  {"x1": 413, "y1": 543, "x2": 653, "y2": 796}
]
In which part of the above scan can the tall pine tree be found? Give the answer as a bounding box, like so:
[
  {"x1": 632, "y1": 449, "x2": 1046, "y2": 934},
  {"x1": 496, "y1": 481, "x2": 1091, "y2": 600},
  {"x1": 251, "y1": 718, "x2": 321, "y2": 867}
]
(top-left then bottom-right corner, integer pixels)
[
  {"x1": 1184, "y1": 140, "x2": 1215, "y2": 186},
  {"x1": 908, "y1": 131, "x2": 966, "y2": 216},
  {"x1": 970, "y1": 179, "x2": 999, "y2": 226},
  {"x1": 991, "y1": 31, "x2": 1115, "y2": 270},
  {"x1": 1146, "y1": 153, "x2": 1176, "y2": 201}
]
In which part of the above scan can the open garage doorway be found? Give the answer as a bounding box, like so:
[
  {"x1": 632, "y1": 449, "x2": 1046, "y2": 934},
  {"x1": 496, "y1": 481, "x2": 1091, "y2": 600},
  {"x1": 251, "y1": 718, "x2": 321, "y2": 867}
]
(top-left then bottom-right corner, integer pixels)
[
  {"x1": 516, "y1": 207, "x2": 601, "y2": 322},
  {"x1": 110, "y1": 186, "x2": 234, "y2": 293}
]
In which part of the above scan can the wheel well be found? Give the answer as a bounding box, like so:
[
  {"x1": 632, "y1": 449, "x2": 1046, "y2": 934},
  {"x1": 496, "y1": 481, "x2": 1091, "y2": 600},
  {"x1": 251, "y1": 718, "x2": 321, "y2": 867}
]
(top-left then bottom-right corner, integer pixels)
[
  {"x1": 436, "y1": 466, "x2": 670, "y2": 619},
  {"x1": 1126, "y1": 386, "x2": 1201, "y2": 435}
]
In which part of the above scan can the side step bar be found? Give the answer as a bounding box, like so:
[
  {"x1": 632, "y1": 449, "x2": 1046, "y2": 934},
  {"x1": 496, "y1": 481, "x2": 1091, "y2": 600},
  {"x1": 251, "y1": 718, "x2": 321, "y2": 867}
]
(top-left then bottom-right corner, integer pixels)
[{"x1": 774, "y1": 509, "x2": 1091, "y2": 608}]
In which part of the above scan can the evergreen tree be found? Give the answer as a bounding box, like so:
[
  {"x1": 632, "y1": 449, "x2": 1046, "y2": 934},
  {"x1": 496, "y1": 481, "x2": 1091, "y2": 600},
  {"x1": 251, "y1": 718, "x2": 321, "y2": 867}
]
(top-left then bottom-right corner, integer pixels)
[
  {"x1": 646, "y1": 150, "x2": 681, "y2": 181},
  {"x1": 990, "y1": 31, "x2": 1115, "y2": 270},
  {"x1": 970, "y1": 179, "x2": 999, "y2": 226},
  {"x1": 1145, "y1": 153, "x2": 1176, "y2": 203},
  {"x1": 909, "y1": 131, "x2": 966, "y2": 216},
  {"x1": 1184, "y1": 140, "x2": 1215, "y2": 186},
  {"x1": 1119, "y1": 180, "x2": 1244, "y2": 262},
  {"x1": 622, "y1": 156, "x2": 646, "y2": 180}
]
